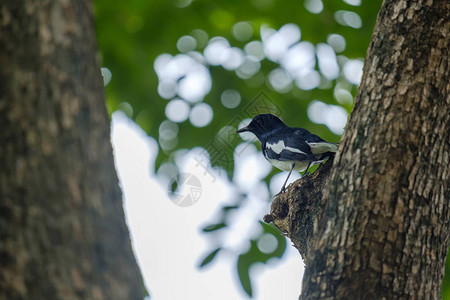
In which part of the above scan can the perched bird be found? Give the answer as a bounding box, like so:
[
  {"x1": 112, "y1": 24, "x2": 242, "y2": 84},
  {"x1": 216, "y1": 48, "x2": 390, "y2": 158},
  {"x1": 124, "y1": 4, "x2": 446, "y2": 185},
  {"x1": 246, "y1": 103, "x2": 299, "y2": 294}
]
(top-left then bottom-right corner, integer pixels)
[{"x1": 236, "y1": 114, "x2": 338, "y2": 195}]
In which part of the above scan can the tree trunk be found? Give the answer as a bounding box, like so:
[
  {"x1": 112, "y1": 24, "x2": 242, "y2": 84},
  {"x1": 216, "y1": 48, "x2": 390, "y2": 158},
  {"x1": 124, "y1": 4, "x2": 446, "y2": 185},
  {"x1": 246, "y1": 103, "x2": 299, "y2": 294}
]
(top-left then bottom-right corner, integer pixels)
[
  {"x1": 0, "y1": 1, "x2": 144, "y2": 299},
  {"x1": 300, "y1": 0, "x2": 450, "y2": 298}
]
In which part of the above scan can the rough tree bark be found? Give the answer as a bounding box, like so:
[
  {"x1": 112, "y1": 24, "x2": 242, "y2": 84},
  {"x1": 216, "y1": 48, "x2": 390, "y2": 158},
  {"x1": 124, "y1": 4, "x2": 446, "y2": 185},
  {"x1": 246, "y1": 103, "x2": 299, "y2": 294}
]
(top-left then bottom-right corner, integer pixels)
[
  {"x1": 264, "y1": 159, "x2": 334, "y2": 264},
  {"x1": 266, "y1": 0, "x2": 449, "y2": 299},
  {"x1": 0, "y1": 1, "x2": 144, "y2": 299}
]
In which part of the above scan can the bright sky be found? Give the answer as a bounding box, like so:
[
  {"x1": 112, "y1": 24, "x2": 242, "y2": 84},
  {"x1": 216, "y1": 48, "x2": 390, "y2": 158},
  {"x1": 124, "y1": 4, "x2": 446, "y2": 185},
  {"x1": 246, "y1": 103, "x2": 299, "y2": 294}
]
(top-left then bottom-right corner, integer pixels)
[{"x1": 111, "y1": 112, "x2": 304, "y2": 300}]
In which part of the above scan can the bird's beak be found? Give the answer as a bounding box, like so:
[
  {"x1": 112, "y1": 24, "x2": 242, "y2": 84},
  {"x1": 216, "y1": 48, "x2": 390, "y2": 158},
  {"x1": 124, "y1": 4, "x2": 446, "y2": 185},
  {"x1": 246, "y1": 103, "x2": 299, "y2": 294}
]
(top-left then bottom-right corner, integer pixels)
[{"x1": 236, "y1": 126, "x2": 249, "y2": 134}]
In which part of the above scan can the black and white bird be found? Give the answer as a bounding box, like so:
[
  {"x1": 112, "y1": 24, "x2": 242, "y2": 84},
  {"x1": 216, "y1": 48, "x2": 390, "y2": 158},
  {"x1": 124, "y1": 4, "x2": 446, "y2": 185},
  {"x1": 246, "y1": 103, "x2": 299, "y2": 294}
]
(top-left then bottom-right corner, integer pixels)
[{"x1": 236, "y1": 114, "x2": 339, "y2": 195}]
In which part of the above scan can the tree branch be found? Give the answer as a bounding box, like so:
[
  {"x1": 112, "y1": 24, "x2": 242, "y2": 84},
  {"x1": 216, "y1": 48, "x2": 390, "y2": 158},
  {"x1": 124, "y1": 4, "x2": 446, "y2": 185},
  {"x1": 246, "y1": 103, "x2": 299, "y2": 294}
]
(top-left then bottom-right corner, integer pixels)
[{"x1": 264, "y1": 158, "x2": 334, "y2": 264}]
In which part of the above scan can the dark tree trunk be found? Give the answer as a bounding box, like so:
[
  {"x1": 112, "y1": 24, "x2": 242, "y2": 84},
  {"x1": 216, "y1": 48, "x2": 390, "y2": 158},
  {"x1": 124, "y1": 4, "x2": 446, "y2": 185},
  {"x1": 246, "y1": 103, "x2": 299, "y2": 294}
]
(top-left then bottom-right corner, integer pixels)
[
  {"x1": 0, "y1": 1, "x2": 144, "y2": 299},
  {"x1": 300, "y1": 0, "x2": 450, "y2": 298},
  {"x1": 266, "y1": 0, "x2": 449, "y2": 298}
]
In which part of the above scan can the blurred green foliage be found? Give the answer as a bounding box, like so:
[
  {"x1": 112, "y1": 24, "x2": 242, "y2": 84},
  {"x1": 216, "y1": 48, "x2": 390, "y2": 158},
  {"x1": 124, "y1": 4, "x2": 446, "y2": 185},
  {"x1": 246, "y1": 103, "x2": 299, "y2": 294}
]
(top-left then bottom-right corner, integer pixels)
[
  {"x1": 443, "y1": 248, "x2": 450, "y2": 298},
  {"x1": 236, "y1": 222, "x2": 287, "y2": 296},
  {"x1": 94, "y1": 0, "x2": 382, "y2": 173},
  {"x1": 94, "y1": 0, "x2": 449, "y2": 297}
]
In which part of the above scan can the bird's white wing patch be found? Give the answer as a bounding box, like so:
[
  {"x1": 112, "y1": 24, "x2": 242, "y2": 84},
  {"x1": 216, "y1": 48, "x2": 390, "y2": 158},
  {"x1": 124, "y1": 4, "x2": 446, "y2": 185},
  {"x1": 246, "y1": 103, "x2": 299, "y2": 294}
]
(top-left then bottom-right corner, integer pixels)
[
  {"x1": 306, "y1": 142, "x2": 339, "y2": 154},
  {"x1": 266, "y1": 140, "x2": 306, "y2": 155}
]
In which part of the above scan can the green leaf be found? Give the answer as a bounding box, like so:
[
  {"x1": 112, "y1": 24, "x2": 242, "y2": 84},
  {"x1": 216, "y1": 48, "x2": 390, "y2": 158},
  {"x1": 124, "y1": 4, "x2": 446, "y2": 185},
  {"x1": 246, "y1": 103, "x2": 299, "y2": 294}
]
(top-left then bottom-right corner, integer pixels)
[
  {"x1": 221, "y1": 205, "x2": 240, "y2": 211},
  {"x1": 202, "y1": 223, "x2": 226, "y2": 232},
  {"x1": 199, "y1": 248, "x2": 221, "y2": 268},
  {"x1": 260, "y1": 221, "x2": 287, "y2": 258},
  {"x1": 237, "y1": 254, "x2": 253, "y2": 297}
]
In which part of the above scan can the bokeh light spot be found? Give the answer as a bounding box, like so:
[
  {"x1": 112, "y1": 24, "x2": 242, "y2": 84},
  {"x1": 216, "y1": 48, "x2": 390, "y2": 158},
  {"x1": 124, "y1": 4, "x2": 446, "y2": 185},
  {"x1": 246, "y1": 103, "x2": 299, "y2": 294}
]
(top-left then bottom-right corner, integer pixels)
[
  {"x1": 304, "y1": 0, "x2": 323, "y2": 14},
  {"x1": 232, "y1": 21, "x2": 253, "y2": 42},
  {"x1": 101, "y1": 67, "x2": 112, "y2": 86},
  {"x1": 222, "y1": 47, "x2": 245, "y2": 70},
  {"x1": 174, "y1": 0, "x2": 193, "y2": 8},
  {"x1": 189, "y1": 103, "x2": 213, "y2": 127},
  {"x1": 268, "y1": 68, "x2": 293, "y2": 93},
  {"x1": 177, "y1": 35, "x2": 197, "y2": 53},
  {"x1": 118, "y1": 102, "x2": 133, "y2": 118},
  {"x1": 334, "y1": 88, "x2": 354, "y2": 105},
  {"x1": 204, "y1": 37, "x2": 231, "y2": 66},
  {"x1": 343, "y1": 0, "x2": 361, "y2": 6},
  {"x1": 221, "y1": 89, "x2": 241, "y2": 109},
  {"x1": 343, "y1": 59, "x2": 364, "y2": 85},
  {"x1": 263, "y1": 24, "x2": 301, "y2": 62},
  {"x1": 236, "y1": 56, "x2": 261, "y2": 79},
  {"x1": 165, "y1": 99, "x2": 190, "y2": 123},
  {"x1": 190, "y1": 29, "x2": 209, "y2": 49},
  {"x1": 307, "y1": 100, "x2": 348, "y2": 134},
  {"x1": 244, "y1": 41, "x2": 265, "y2": 61},
  {"x1": 159, "y1": 120, "x2": 180, "y2": 151},
  {"x1": 159, "y1": 120, "x2": 179, "y2": 140},
  {"x1": 159, "y1": 136, "x2": 179, "y2": 151},
  {"x1": 335, "y1": 10, "x2": 362, "y2": 29},
  {"x1": 178, "y1": 67, "x2": 212, "y2": 102},
  {"x1": 295, "y1": 70, "x2": 321, "y2": 90},
  {"x1": 158, "y1": 80, "x2": 177, "y2": 99},
  {"x1": 316, "y1": 43, "x2": 339, "y2": 80},
  {"x1": 281, "y1": 41, "x2": 315, "y2": 76},
  {"x1": 257, "y1": 234, "x2": 278, "y2": 254},
  {"x1": 334, "y1": 83, "x2": 354, "y2": 105},
  {"x1": 327, "y1": 34, "x2": 346, "y2": 53}
]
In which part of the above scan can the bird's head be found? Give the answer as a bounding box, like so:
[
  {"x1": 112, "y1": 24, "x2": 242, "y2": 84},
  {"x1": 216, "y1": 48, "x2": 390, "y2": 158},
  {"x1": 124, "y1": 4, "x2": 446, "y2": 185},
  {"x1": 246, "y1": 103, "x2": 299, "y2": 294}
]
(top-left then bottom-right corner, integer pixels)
[{"x1": 236, "y1": 114, "x2": 286, "y2": 140}]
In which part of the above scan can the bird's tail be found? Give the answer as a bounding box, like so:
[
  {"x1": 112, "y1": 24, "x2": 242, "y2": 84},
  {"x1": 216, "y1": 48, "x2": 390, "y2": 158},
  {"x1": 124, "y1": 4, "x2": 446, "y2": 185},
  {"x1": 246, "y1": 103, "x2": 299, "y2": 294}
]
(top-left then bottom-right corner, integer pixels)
[
  {"x1": 307, "y1": 142, "x2": 339, "y2": 161},
  {"x1": 307, "y1": 141, "x2": 339, "y2": 154}
]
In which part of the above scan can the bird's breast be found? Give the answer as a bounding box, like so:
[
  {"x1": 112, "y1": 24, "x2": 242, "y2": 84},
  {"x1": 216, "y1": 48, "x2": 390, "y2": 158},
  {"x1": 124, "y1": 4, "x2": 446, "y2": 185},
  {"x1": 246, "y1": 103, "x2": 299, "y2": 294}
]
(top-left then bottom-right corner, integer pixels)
[{"x1": 265, "y1": 157, "x2": 312, "y2": 172}]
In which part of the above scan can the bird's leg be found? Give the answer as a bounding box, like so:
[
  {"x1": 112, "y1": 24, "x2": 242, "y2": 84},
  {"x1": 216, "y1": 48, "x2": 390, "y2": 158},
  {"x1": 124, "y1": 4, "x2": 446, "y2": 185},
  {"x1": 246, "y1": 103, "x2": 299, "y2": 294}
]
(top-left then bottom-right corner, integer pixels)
[
  {"x1": 276, "y1": 163, "x2": 295, "y2": 196},
  {"x1": 303, "y1": 162, "x2": 312, "y2": 177}
]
